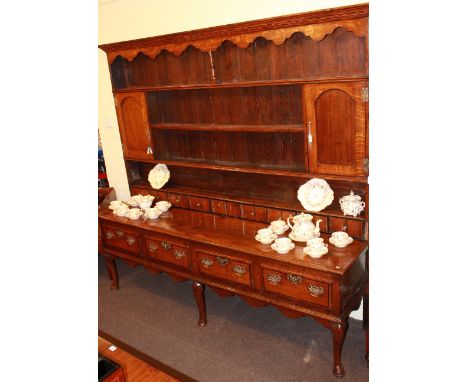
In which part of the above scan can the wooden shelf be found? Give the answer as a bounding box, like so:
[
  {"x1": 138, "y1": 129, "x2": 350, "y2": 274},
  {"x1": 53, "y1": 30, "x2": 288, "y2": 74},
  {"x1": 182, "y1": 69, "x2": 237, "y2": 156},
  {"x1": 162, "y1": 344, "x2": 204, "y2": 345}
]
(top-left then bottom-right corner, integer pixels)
[
  {"x1": 150, "y1": 123, "x2": 304, "y2": 133},
  {"x1": 112, "y1": 76, "x2": 369, "y2": 94},
  {"x1": 125, "y1": 158, "x2": 368, "y2": 183}
]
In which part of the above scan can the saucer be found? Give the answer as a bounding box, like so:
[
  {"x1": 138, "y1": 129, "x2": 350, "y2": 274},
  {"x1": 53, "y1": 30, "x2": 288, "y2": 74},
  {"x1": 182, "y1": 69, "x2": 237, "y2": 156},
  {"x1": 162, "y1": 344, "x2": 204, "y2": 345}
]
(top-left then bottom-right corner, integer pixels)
[
  {"x1": 271, "y1": 242, "x2": 295, "y2": 254},
  {"x1": 268, "y1": 225, "x2": 288, "y2": 235},
  {"x1": 329, "y1": 236, "x2": 353, "y2": 248},
  {"x1": 303, "y1": 245, "x2": 328, "y2": 258},
  {"x1": 288, "y1": 232, "x2": 314, "y2": 243},
  {"x1": 255, "y1": 234, "x2": 277, "y2": 245}
]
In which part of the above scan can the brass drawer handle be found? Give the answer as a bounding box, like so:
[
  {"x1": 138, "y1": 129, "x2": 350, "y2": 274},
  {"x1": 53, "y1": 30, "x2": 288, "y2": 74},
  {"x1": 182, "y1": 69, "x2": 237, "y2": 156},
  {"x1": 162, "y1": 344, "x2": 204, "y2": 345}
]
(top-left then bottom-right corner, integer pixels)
[
  {"x1": 148, "y1": 242, "x2": 158, "y2": 253},
  {"x1": 267, "y1": 273, "x2": 281, "y2": 285},
  {"x1": 161, "y1": 241, "x2": 171, "y2": 250},
  {"x1": 126, "y1": 236, "x2": 136, "y2": 246},
  {"x1": 116, "y1": 230, "x2": 124, "y2": 238},
  {"x1": 201, "y1": 258, "x2": 213, "y2": 268},
  {"x1": 308, "y1": 285, "x2": 324, "y2": 297},
  {"x1": 287, "y1": 274, "x2": 303, "y2": 285},
  {"x1": 174, "y1": 249, "x2": 186, "y2": 259},
  {"x1": 232, "y1": 265, "x2": 247, "y2": 276},
  {"x1": 105, "y1": 231, "x2": 114, "y2": 239},
  {"x1": 215, "y1": 256, "x2": 229, "y2": 265}
]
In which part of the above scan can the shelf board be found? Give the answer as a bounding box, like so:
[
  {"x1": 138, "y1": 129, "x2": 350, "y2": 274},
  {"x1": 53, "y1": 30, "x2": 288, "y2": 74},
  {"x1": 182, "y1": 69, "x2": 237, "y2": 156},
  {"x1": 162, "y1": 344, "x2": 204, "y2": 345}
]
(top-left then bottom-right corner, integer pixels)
[
  {"x1": 112, "y1": 76, "x2": 368, "y2": 94},
  {"x1": 125, "y1": 157, "x2": 368, "y2": 183},
  {"x1": 150, "y1": 123, "x2": 304, "y2": 133}
]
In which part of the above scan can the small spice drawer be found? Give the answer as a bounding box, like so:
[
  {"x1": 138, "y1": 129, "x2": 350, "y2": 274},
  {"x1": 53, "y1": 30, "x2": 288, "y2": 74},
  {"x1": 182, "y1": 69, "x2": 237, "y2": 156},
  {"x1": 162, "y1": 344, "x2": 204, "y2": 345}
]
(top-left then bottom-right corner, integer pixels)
[
  {"x1": 102, "y1": 224, "x2": 140, "y2": 254},
  {"x1": 329, "y1": 217, "x2": 364, "y2": 239},
  {"x1": 226, "y1": 201, "x2": 242, "y2": 218},
  {"x1": 149, "y1": 190, "x2": 168, "y2": 202},
  {"x1": 166, "y1": 193, "x2": 189, "y2": 208},
  {"x1": 241, "y1": 204, "x2": 267, "y2": 222},
  {"x1": 196, "y1": 251, "x2": 251, "y2": 286},
  {"x1": 130, "y1": 186, "x2": 149, "y2": 196},
  {"x1": 145, "y1": 238, "x2": 189, "y2": 269},
  {"x1": 267, "y1": 208, "x2": 298, "y2": 222},
  {"x1": 262, "y1": 268, "x2": 330, "y2": 308},
  {"x1": 211, "y1": 200, "x2": 227, "y2": 215},
  {"x1": 189, "y1": 196, "x2": 211, "y2": 212}
]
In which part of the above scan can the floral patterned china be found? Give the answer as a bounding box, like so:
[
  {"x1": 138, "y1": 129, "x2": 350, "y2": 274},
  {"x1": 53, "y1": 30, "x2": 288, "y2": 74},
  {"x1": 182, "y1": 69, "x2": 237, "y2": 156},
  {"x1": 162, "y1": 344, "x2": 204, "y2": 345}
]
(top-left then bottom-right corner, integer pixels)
[
  {"x1": 297, "y1": 178, "x2": 334, "y2": 212},
  {"x1": 148, "y1": 164, "x2": 170, "y2": 189}
]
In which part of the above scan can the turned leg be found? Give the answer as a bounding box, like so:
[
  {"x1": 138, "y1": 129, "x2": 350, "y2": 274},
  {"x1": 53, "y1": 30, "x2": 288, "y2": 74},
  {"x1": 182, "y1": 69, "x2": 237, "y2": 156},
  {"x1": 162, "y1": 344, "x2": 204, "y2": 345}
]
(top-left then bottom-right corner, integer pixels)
[
  {"x1": 103, "y1": 254, "x2": 119, "y2": 291},
  {"x1": 192, "y1": 281, "x2": 207, "y2": 327},
  {"x1": 331, "y1": 319, "x2": 349, "y2": 378},
  {"x1": 363, "y1": 285, "x2": 369, "y2": 363}
]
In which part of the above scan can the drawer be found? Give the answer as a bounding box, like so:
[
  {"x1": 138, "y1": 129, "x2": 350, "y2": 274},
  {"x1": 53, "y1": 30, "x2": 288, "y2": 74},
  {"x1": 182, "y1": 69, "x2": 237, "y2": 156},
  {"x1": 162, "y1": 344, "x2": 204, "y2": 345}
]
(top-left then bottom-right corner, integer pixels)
[
  {"x1": 102, "y1": 225, "x2": 140, "y2": 254},
  {"x1": 211, "y1": 199, "x2": 227, "y2": 215},
  {"x1": 262, "y1": 268, "x2": 330, "y2": 308},
  {"x1": 329, "y1": 217, "x2": 364, "y2": 239},
  {"x1": 267, "y1": 208, "x2": 297, "y2": 222},
  {"x1": 189, "y1": 196, "x2": 211, "y2": 212},
  {"x1": 226, "y1": 201, "x2": 242, "y2": 218},
  {"x1": 167, "y1": 193, "x2": 189, "y2": 208},
  {"x1": 130, "y1": 186, "x2": 149, "y2": 196},
  {"x1": 149, "y1": 190, "x2": 168, "y2": 202},
  {"x1": 197, "y1": 251, "x2": 251, "y2": 286},
  {"x1": 241, "y1": 204, "x2": 267, "y2": 222},
  {"x1": 145, "y1": 238, "x2": 189, "y2": 269}
]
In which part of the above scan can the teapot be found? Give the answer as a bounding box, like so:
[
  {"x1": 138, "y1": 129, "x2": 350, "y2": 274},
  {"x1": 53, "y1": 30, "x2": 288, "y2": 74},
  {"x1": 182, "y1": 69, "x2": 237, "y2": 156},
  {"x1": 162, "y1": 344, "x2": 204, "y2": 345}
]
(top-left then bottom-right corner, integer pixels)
[
  {"x1": 339, "y1": 191, "x2": 365, "y2": 217},
  {"x1": 287, "y1": 212, "x2": 321, "y2": 242}
]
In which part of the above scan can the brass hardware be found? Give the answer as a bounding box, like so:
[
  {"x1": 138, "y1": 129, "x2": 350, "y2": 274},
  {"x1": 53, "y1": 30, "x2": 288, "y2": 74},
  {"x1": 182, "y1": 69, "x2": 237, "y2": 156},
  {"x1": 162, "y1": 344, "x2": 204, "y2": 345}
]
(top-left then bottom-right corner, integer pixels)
[
  {"x1": 174, "y1": 249, "x2": 185, "y2": 259},
  {"x1": 148, "y1": 242, "x2": 158, "y2": 253},
  {"x1": 308, "y1": 285, "x2": 324, "y2": 297},
  {"x1": 362, "y1": 158, "x2": 369, "y2": 173},
  {"x1": 116, "y1": 230, "x2": 124, "y2": 238},
  {"x1": 161, "y1": 241, "x2": 171, "y2": 250},
  {"x1": 307, "y1": 121, "x2": 313, "y2": 143},
  {"x1": 215, "y1": 256, "x2": 229, "y2": 265},
  {"x1": 176, "y1": 197, "x2": 180, "y2": 202},
  {"x1": 232, "y1": 265, "x2": 247, "y2": 277},
  {"x1": 146, "y1": 146, "x2": 153, "y2": 155},
  {"x1": 126, "y1": 236, "x2": 136, "y2": 246},
  {"x1": 342, "y1": 223, "x2": 348, "y2": 232},
  {"x1": 361, "y1": 87, "x2": 369, "y2": 102},
  {"x1": 267, "y1": 274, "x2": 281, "y2": 285},
  {"x1": 287, "y1": 274, "x2": 303, "y2": 285},
  {"x1": 201, "y1": 258, "x2": 213, "y2": 268},
  {"x1": 196, "y1": 203, "x2": 201, "y2": 207},
  {"x1": 106, "y1": 231, "x2": 114, "y2": 239}
]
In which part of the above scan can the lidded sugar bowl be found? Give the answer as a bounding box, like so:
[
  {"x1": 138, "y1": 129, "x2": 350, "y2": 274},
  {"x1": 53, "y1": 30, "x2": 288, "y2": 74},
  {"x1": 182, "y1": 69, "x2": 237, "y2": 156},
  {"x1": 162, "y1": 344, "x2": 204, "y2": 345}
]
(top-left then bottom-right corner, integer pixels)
[{"x1": 339, "y1": 191, "x2": 365, "y2": 217}]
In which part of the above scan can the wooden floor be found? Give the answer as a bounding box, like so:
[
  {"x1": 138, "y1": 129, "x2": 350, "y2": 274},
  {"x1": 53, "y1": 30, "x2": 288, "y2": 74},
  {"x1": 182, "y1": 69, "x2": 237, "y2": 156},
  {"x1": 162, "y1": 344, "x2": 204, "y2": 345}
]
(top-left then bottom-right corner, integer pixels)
[{"x1": 99, "y1": 337, "x2": 181, "y2": 382}]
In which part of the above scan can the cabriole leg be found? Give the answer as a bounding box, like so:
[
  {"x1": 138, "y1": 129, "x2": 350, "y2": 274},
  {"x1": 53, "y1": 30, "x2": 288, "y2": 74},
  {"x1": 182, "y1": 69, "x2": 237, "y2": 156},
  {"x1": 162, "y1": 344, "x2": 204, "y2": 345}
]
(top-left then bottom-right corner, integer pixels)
[
  {"x1": 192, "y1": 281, "x2": 207, "y2": 327},
  {"x1": 103, "y1": 254, "x2": 119, "y2": 291},
  {"x1": 331, "y1": 319, "x2": 349, "y2": 377}
]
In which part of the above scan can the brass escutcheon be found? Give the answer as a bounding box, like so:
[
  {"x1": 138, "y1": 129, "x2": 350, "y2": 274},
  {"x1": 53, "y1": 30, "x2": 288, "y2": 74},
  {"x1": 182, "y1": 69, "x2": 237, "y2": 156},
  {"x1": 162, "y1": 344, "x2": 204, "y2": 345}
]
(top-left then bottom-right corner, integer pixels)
[{"x1": 308, "y1": 285, "x2": 324, "y2": 297}]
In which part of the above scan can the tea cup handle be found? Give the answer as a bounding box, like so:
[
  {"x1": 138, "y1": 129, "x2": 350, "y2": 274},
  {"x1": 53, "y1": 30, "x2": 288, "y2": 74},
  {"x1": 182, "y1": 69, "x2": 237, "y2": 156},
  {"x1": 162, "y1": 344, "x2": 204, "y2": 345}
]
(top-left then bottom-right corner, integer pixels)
[{"x1": 287, "y1": 216, "x2": 294, "y2": 230}]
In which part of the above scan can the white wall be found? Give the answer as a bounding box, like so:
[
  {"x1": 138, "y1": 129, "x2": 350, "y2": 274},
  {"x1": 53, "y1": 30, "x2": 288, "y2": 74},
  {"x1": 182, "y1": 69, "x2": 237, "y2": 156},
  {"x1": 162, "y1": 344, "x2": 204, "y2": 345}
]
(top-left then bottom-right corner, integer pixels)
[{"x1": 98, "y1": 0, "x2": 364, "y2": 318}]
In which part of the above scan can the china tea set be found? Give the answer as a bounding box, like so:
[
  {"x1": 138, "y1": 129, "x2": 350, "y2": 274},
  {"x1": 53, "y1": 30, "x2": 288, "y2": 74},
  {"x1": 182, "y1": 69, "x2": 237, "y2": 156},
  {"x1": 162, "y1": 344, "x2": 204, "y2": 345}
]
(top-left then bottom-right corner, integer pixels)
[
  {"x1": 255, "y1": 212, "x2": 353, "y2": 258},
  {"x1": 109, "y1": 195, "x2": 171, "y2": 221}
]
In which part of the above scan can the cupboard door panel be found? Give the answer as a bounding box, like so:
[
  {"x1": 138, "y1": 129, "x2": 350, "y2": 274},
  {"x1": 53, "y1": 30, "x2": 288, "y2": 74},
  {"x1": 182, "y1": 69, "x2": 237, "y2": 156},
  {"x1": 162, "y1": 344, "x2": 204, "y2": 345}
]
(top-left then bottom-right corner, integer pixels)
[
  {"x1": 304, "y1": 82, "x2": 367, "y2": 176},
  {"x1": 114, "y1": 92, "x2": 152, "y2": 160}
]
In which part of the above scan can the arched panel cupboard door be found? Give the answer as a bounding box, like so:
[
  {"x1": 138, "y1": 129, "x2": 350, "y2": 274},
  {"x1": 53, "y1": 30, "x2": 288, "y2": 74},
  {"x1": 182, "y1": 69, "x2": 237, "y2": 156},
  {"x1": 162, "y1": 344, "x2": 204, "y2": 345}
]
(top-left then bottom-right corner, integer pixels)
[
  {"x1": 303, "y1": 81, "x2": 368, "y2": 177},
  {"x1": 114, "y1": 92, "x2": 153, "y2": 161}
]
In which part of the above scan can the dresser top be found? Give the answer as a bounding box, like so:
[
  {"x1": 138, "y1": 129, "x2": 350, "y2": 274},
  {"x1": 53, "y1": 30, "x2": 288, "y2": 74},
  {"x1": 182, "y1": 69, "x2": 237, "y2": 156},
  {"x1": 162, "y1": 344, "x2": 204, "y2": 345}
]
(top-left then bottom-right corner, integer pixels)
[{"x1": 99, "y1": 207, "x2": 367, "y2": 276}]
